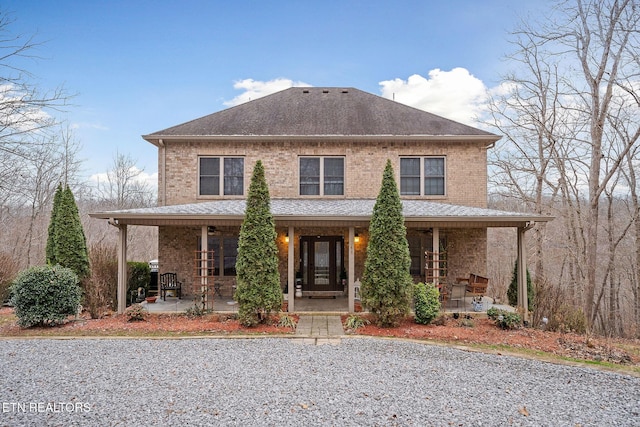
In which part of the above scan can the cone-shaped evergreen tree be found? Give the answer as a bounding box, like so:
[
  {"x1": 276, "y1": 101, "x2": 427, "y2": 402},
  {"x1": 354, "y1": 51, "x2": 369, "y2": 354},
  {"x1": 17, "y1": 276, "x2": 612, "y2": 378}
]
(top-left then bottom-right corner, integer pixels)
[
  {"x1": 45, "y1": 183, "x2": 64, "y2": 265},
  {"x1": 361, "y1": 159, "x2": 412, "y2": 327},
  {"x1": 234, "y1": 160, "x2": 282, "y2": 326},
  {"x1": 51, "y1": 186, "x2": 90, "y2": 280},
  {"x1": 507, "y1": 260, "x2": 534, "y2": 309}
]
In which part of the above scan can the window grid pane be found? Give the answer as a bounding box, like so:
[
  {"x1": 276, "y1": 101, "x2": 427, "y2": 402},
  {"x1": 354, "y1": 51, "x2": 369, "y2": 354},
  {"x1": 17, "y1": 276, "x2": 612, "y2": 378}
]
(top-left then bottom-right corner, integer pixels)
[
  {"x1": 408, "y1": 236, "x2": 422, "y2": 276},
  {"x1": 300, "y1": 158, "x2": 320, "y2": 195},
  {"x1": 400, "y1": 158, "x2": 421, "y2": 195},
  {"x1": 424, "y1": 158, "x2": 445, "y2": 196},
  {"x1": 224, "y1": 158, "x2": 244, "y2": 195},
  {"x1": 200, "y1": 158, "x2": 220, "y2": 195},
  {"x1": 200, "y1": 158, "x2": 220, "y2": 176},
  {"x1": 323, "y1": 158, "x2": 344, "y2": 195},
  {"x1": 223, "y1": 237, "x2": 238, "y2": 276},
  {"x1": 424, "y1": 158, "x2": 444, "y2": 177}
]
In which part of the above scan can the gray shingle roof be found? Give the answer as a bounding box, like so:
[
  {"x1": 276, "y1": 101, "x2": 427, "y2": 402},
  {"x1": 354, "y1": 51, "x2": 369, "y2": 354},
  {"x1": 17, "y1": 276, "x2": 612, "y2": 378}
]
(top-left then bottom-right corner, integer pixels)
[
  {"x1": 144, "y1": 87, "x2": 497, "y2": 138},
  {"x1": 90, "y1": 198, "x2": 553, "y2": 226}
]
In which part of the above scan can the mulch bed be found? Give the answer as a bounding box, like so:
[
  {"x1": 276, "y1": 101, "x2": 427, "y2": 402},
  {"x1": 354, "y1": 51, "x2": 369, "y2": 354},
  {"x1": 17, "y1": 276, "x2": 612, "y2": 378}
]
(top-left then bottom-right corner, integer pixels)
[
  {"x1": 1, "y1": 307, "x2": 638, "y2": 367},
  {"x1": 342, "y1": 314, "x2": 639, "y2": 366}
]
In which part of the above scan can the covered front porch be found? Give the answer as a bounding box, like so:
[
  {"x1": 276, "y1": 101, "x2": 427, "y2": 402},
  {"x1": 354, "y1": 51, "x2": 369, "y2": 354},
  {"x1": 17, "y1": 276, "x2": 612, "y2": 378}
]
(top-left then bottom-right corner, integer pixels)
[
  {"x1": 139, "y1": 292, "x2": 512, "y2": 315},
  {"x1": 89, "y1": 198, "x2": 552, "y2": 318}
]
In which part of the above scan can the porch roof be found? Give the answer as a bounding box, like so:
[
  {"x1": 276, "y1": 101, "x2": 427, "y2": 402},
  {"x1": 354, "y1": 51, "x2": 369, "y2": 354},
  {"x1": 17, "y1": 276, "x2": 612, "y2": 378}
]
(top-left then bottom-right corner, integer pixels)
[{"x1": 90, "y1": 198, "x2": 553, "y2": 228}]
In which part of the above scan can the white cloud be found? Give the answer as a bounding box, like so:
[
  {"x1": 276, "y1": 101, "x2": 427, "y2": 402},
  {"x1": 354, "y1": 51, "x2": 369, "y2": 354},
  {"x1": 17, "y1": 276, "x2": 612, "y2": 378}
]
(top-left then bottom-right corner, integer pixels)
[
  {"x1": 379, "y1": 68, "x2": 488, "y2": 125},
  {"x1": 223, "y1": 78, "x2": 312, "y2": 107},
  {"x1": 70, "y1": 122, "x2": 109, "y2": 131}
]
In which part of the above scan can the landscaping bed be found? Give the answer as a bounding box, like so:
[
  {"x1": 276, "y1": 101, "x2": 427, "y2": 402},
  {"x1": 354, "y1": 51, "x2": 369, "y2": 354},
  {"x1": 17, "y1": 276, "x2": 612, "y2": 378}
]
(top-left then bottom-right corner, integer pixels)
[
  {"x1": 1, "y1": 307, "x2": 638, "y2": 373},
  {"x1": 343, "y1": 314, "x2": 640, "y2": 367},
  {"x1": 0, "y1": 307, "x2": 296, "y2": 337}
]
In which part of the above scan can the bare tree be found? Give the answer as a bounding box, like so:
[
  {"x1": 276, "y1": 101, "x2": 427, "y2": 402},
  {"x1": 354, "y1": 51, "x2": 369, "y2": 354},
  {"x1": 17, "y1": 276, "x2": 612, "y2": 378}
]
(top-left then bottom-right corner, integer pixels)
[
  {"x1": 0, "y1": 11, "x2": 71, "y2": 164},
  {"x1": 0, "y1": 10, "x2": 74, "y2": 261},
  {"x1": 490, "y1": 0, "x2": 640, "y2": 332},
  {"x1": 94, "y1": 152, "x2": 155, "y2": 209}
]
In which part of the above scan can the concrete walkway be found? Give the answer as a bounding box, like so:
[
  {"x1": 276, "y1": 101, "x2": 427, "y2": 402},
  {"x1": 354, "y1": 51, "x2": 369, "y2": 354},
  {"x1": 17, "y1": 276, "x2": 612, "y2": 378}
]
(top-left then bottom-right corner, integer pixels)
[{"x1": 295, "y1": 315, "x2": 344, "y2": 345}]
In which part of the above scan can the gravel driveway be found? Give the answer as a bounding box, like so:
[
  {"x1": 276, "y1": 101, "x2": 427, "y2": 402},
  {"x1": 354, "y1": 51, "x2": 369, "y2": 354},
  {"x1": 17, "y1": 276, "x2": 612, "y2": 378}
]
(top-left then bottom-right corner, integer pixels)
[{"x1": 1, "y1": 337, "x2": 638, "y2": 426}]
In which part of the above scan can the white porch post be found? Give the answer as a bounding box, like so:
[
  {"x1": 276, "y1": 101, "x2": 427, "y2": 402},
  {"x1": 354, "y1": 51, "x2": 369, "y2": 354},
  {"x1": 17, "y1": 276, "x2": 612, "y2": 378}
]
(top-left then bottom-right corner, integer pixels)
[
  {"x1": 517, "y1": 226, "x2": 529, "y2": 322},
  {"x1": 432, "y1": 227, "x2": 440, "y2": 285},
  {"x1": 287, "y1": 225, "x2": 295, "y2": 312},
  {"x1": 348, "y1": 226, "x2": 355, "y2": 312},
  {"x1": 117, "y1": 224, "x2": 128, "y2": 314}
]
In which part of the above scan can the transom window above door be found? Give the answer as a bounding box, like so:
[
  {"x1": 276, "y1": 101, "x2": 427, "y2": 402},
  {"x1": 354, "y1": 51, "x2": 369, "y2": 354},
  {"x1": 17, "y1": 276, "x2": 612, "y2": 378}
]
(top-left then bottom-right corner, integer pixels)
[
  {"x1": 199, "y1": 157, "x2": 244, "y2": 196},
  {"x1": 299, "y1": 157, "x2": 344, "y2": 196},
  {"x1": 400, "y1": 157, "x2": 446, "y2": 196}
]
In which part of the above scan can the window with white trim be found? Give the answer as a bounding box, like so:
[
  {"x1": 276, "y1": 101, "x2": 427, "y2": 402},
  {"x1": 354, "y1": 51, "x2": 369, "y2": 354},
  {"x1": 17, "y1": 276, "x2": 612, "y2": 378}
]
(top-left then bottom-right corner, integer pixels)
[
  {"x1": 299, "y1": 157, "x2": 344, "y2": 196},
  {"x1": 199, "y1": 157, "x2": 244, "y2": 196},
  {"x1": 400, "y1": 157, "x2": 445, "y2": 196}
]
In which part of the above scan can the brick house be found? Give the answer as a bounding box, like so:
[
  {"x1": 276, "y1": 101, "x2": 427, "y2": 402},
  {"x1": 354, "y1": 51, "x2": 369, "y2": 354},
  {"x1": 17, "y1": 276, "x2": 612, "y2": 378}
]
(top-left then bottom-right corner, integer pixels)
[{"x1": 91, "y1": 87, "x2": 552, "y2": 314}]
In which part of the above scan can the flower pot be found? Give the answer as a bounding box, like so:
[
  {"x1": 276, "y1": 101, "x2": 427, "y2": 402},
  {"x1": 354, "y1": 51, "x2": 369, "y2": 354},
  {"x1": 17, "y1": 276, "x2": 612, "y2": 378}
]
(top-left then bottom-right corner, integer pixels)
[
  {"x1": 282, "y1": 301, "x2": 289, "y2": 312},
  {"x1": 354, "y1": 301, "x2": 362, "y2": 312},
  {"x1": 145, "y1": 296, "x2": 157, "y2": 304}
]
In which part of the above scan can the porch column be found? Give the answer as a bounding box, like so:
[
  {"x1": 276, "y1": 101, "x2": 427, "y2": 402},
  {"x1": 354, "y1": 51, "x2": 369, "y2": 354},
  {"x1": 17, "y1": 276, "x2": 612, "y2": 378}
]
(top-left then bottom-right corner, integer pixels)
[
  {"x1": 348, "y1": 226, "x2": 355, "y2": 312},
  {"x1": 287, "y1": 225, "x2": 295, "y2": 312},
  {"x1": 517, "y1": 226, "x2": 529, "y2": 322},
  {"x1": 432, "y1": 227, "x2": 440, "y2": 285},
  {"x1": 117, "y1": 224, "x2": 128, "y2": 314}
]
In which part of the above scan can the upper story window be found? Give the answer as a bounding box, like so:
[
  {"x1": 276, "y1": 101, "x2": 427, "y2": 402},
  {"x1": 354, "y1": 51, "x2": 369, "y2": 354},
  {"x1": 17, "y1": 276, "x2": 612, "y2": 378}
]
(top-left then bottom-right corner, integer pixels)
[
  {"x1": 300, "y1": 157, "x2": 344, "y2": 196},
  {"x1": 400, "y1": 157, "x2": 445, "y2": 196},
  {"x1": 199, "y1": 157, "x2": 244, "y2": 196}
]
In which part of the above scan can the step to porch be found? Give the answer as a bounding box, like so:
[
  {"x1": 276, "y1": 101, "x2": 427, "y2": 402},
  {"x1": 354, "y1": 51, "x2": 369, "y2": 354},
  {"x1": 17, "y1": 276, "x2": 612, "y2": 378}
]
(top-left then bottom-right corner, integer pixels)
[{"x1": 295, "y1": 315, "x2": 344, "y2": 345}]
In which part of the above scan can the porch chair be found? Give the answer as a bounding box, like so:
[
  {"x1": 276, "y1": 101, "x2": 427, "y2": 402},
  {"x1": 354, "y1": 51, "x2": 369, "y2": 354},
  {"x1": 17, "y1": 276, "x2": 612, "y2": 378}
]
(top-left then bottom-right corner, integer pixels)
[
  {"x1": 437, "y1": 283, "x2": 450, "y2": 306},
  {"x1": 458, "y1": 273, "x2": 489, "y2": 310},
  {"x1": 160, "y1": 272, "x2": 183, "y2": 301}
]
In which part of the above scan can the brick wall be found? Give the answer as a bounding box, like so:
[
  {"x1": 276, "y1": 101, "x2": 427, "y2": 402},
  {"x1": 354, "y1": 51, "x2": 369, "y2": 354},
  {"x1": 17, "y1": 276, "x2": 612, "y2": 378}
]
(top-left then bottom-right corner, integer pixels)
[
  {"x1": 159, "y1": 138, "x2": 488, "y2": 208},
  {"x1": 158, "y1": 224, "x2": 487, "y2": 297}
]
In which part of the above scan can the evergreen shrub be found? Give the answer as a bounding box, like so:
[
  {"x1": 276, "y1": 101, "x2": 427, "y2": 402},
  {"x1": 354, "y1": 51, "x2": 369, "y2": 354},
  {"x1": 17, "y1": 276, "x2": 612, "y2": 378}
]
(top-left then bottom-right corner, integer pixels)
[
  {"x1": 487, "y1": 307, "x2": 522, "y2": 330},
  {"x1": 234, "y1": 160, "x2": 282, "y2": 326},
  {"x1": 507, "y1": 261, "x2": 534, "y2": 310},
  {"x1": 361, "y1": 160, "x2": 412, "y2": 327},
  {"x1": 413, "y1": 282, "x2": 440, "y2": 325},
  {"x1": 124, "y1": 303, "x2": 148, "y2": 322},
  {"x1": 10, "y1": 265, "x2": 81, "y2": 327},
  {"x1": 127, "y1": 261, "x2": 151, "y2": 303}
]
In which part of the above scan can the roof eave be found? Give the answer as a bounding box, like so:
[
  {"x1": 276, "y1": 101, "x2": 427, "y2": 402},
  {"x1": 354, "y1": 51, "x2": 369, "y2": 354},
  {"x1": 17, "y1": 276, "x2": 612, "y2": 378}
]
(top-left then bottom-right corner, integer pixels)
[
  {"x1": 142, "y1": 134, "x2": 501, "y2": 147},
  {"x1": 90, "y1": 212, "x2": 553, "y2": 227}
]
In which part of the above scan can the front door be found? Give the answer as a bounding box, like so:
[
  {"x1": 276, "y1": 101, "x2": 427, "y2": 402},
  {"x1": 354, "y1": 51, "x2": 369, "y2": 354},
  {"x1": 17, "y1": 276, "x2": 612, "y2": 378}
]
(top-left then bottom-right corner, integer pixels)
[{"x1": 300, "y1": 236, "x2": 344, "y2": 292}]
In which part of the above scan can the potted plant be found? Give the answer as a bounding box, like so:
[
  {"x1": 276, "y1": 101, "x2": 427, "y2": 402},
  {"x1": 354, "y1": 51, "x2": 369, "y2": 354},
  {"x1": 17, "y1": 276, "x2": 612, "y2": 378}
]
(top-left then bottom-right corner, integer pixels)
[{"x1": 340, "y1": 270, "x2": 347, "y2": 290}]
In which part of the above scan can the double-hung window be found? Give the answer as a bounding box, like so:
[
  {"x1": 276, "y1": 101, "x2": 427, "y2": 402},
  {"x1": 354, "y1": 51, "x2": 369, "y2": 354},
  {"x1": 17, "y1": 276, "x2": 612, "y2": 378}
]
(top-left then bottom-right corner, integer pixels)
[
  {"x1": 300, "y1": 157, "x2": 344, "y2": 196},
  {"x1": 199, "y1": 157, "x2": 244, "y2": 196},
  {"x1": 400, "y1": 157, "x2": 445, "y2": 196}
]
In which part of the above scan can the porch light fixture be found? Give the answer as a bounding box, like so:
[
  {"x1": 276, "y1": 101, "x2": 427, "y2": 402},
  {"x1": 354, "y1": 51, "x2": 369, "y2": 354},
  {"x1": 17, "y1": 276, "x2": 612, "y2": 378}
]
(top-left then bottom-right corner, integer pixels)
[
  {"x1": 285, "y1": 235, "x2": 290, "y2": 243},
  {"x1": 354, "y1": 233, "x2": 360, "y2": 243},
  {"x1": 207, "y1": 226, "x2": 217, "y2": 235}
]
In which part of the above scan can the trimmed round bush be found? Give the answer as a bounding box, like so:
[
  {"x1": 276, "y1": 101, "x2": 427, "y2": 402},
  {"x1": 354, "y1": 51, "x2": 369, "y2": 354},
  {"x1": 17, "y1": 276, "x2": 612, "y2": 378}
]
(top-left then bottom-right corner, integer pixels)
[
  {"x1": 10, "y1": 265, "x2": 81, "y2": 328},
  {"x1": 414, "y1": 282, "x2": 440, "y2": 325}
]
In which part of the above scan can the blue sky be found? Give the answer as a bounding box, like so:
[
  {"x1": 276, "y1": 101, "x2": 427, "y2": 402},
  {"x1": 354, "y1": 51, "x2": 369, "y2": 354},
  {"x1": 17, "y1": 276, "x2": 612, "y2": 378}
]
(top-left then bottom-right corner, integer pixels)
[{"x1": 4, "y1": 0, "x2": 548, "y2": 185}]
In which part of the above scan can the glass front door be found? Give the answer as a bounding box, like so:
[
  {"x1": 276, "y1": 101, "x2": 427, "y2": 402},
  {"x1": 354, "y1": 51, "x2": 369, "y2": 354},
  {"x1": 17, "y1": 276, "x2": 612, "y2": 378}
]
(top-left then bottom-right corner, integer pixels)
[{"x1": 300, "y1": 236, "x2": 343, "y2": 292}]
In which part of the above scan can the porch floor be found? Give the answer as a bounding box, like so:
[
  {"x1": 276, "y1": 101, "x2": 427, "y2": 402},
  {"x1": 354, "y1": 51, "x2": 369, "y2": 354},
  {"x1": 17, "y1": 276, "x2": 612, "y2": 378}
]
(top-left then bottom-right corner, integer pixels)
[{"x1": 142, "y1": 294, "x2": 514, "y2": 314}]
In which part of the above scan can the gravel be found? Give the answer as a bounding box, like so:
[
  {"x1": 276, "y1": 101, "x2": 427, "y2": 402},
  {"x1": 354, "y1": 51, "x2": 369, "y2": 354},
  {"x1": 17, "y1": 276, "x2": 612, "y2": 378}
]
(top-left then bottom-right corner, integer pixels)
[{"x1": 1, "y1": 337, "x2": 638, "y2": 426}]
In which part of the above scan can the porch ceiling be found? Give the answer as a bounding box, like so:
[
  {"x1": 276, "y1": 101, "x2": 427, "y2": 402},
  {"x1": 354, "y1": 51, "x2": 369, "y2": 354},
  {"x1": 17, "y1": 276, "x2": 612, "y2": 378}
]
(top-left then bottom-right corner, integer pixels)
[{"x1": 89, "y1": 198, "x2": 553, "y2": 228}]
